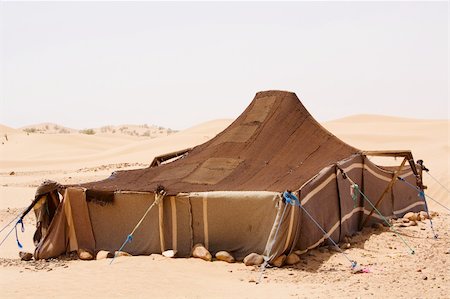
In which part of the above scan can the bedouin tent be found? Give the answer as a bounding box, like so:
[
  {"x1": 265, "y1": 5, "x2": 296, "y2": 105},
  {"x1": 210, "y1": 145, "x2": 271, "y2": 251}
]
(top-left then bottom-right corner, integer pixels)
[{"x1": 30, "y1": 90, "x2": 426, "y2": 262}]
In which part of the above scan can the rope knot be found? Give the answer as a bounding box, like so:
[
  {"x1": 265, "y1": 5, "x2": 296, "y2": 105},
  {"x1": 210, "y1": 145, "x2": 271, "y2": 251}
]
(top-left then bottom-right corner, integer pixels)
[
  {"x1": 350, "y1": 184, "x2": 359, "y2": 208},
  {"x1": 283, "y1": 191, "x2": 299, "y2": 206}
]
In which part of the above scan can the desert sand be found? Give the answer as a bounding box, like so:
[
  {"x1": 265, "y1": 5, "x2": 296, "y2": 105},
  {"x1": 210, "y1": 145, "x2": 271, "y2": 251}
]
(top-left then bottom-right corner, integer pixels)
[{"x1": 0, "y1": 116, "x2": 448, "y2": 298}]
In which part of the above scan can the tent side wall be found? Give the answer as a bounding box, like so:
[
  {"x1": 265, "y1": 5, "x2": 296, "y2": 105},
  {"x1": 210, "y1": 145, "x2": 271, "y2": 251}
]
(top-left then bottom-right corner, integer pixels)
[
  {"x1": 34, "y1": 190, "x2": 282, "y2": 260},
  {"x1": 183, "y1": 191, "x2": 280, "y2": 260},
  {"x1": 286, "y1": 154, "x2": 424, "y2": 256}
]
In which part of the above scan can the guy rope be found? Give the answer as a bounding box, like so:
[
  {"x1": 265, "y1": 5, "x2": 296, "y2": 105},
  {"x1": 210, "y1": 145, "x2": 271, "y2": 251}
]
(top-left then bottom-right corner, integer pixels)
[
  {"x1": 338, "y1": 167, "x2": 416, "y2": 255},
  {"x1": 110, "y1": 188, "x2": 166, "y2": 265}
]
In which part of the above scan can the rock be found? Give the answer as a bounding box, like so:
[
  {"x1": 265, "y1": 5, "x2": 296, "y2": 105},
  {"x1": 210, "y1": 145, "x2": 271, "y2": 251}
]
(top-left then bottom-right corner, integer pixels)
[
  {"x1": 96, "y1": 250, "x2": 113, "y2": 260},
  {"x1": 271, "y1": 254, "x2": 286, "y2": 267},
  {"x1": 340, "y1": 243, "x2": 351, "y2": 249},
  {"x1": 78, "y1": 249, "x2": 94, "y2": 260},
  {"x1": 422, "y1": 275, "x2": 428, "y2": 280},
  {"x1": 9, "y1": 171, "x2": 15, "y2": 176},
  {"x1": 162, "y1": 250, "x2": 177, "y2": 258},
  {"x1": 403, "y1": 212, "x2": 417, "y2": 222},
  {"x1": 419, "y1": 211, "x2": 429, "y2": 220},
  {"x1": 191, "y1": 243, "x2": 212, "y2": 261},
  {"x1": 399, "y1": 222, "x2": 411, "y2": 227},
  {"x1": 401, "y1": 218, "x2": 410, "y2": 223},
  {"x1": 215, "y1": 251, "x2": 235, "y2": 263},
  {"x1": 114, "y1": 251, "x2": 131, "y2": 257},
  {"x1": 352, "y1": 264, "x2": 363, "y2": 274},
  {"x1": 409, "y1": 220, "x2": 417, "y2": 226},
  {"x1": 243, "y1": 253, "x2": 264, "y2": 266},
  {"x1": 343, "y1": 236, "x2": 351, "y2": 243},
  {"x1": 19, "y1": 251, "x2": 33, "y2": 261},
  {"x1": 430, "y1": 211, "x2": 439, "y2": 218},
  {"x1": 285, "y1": 253, "x2": 300, "y2": 265}
]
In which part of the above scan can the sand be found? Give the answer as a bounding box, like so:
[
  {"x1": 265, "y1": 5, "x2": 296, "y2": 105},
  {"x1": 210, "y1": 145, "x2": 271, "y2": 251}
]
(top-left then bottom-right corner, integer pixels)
[{"x1": 0, "y1": 116, "x2": 448, "y2": 298}]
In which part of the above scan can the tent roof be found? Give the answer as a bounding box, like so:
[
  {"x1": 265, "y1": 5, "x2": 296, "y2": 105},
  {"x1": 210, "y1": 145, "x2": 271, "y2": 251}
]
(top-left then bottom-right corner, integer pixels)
[{"x1": 79, "y1": 91, "x2": 360, "y2": 195}]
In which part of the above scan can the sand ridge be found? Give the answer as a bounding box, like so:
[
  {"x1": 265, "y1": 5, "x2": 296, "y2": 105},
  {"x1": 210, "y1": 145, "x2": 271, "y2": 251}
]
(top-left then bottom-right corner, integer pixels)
[{"x1": 0, "y1": 115, "x2": 448, "y2": 298}]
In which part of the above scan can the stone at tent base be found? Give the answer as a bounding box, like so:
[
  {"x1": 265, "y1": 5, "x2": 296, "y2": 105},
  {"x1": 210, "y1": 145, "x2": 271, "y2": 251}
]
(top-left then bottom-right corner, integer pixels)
[
  {"x1": 115, "y1": 251, "x2": 132, "y2": 257},
  {"x1": 285, "y1": 253, "x2": 301, "y2": 265},
  {"x1": 162, "y1": 250, "x2": 177, "y2": 258},
  {"x1": 403, "y1": 212, "x2": 417, "y2": 222},
  {"x1": 271, "y1": 254, "x2": 286, "y2": 268},
  {"x1": 419, "y1": 211, "x2": 429, "y2": 220},
  {"x1": 409, "y1": 220, "x2": 417, "y2": 226},
  {"x1": 430, "y1": 211, "x2": 439, "y2": 218},
  {"x1": 215, "y1": 251, "x2": 235, "y2": 263},
  {"x1": 192, "y1": 243, "x2": 212, "y2": 261},
  {"x1": 96, "y1": 250, "x2": 113, "y2": 260},
  {"x1": 19, "y1": 251, "x2": 33, "y2": 261},
  {"x1": 340, "y1": 243, "x2": 351, "y2": 250},
  {"x1": 78, "y1": 249, "x2": 94, "y2": 260},
  {"x1": 243, "y1": 253, "x2": 264, "y2": 266}
]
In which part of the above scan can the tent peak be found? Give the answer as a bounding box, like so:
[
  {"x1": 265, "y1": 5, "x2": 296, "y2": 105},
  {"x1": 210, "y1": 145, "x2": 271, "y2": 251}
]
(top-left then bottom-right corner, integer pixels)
[{"x1": 255, "y1": 90, "x2": 297, "y2": 98}]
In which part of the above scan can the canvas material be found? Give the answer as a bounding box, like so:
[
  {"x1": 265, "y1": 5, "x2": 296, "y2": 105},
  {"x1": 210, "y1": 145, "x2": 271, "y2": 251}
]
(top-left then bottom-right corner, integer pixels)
[
  {"x1": 35, "y1": 188, "x2": 95, "y2": 259},
  {"x1": 77, "y1": 91, "x2": 359, "y2": 195}
]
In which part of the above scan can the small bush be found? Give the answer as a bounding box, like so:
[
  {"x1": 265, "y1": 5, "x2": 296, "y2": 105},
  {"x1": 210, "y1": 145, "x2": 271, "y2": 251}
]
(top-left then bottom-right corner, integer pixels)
[
  {"x1": 79, "y1": 129, "x2": 96, "y2": 135},
  {"x1": 23, "y1": 128, "x2": 37, "y2": 133}
]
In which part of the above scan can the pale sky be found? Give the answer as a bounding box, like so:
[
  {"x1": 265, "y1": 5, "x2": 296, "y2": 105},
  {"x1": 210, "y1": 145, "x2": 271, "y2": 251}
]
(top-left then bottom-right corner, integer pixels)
[{"x1": 0, "y1": 1, "x2": 448, "y2": 130}]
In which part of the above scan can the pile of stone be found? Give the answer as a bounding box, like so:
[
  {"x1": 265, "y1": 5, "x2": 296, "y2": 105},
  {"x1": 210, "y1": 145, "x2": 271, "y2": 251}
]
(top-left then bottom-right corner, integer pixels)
[
  {"x1": 189, "y1": 243, "x2": 302, "y2": 268},
  {"x1": 392, "y1": 211, "x2": 436, "y2": 227}
]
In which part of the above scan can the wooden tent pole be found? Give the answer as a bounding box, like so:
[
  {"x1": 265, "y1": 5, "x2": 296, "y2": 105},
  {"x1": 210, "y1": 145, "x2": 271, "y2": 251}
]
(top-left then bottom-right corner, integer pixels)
[{"x1": 360, "y1": 157, "x2": 408, "y2": 229}]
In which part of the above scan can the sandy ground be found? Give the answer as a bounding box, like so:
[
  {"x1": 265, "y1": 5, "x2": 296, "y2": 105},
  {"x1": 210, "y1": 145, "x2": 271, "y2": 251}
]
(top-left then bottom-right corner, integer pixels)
[{"x1": 0, "y1": 116, "x2": 448, "y2": 298}]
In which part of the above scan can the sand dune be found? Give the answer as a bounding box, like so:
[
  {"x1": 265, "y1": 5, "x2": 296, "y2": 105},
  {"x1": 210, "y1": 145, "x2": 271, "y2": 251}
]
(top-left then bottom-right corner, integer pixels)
[
  {"x1": 0, "y1": 124, "x2": 18, "y2": 136},
  {"x1": 0, "y1": 115, "x2": 448, "y2": 298}
]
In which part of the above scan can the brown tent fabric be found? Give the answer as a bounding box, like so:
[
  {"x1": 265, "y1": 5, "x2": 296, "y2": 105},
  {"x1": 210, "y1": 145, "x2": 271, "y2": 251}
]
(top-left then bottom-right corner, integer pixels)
[
  {"x1": 35, "y1": 188, "x2": 95, "y2": 259},
  {"x1": 33, "y1": 90, "x2": 426, "y2": 262},
  {"x1": 78, "y1": 91, "x2": 359, "y2": 195}
]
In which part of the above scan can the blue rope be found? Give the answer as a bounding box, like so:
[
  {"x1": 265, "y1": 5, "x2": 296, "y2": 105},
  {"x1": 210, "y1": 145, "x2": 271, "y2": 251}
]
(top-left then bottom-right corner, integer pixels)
[
  {"x1": 398, "y1": 176, "x2": 450, "y2": 213},
  {"x1": 0, "y1": 219, "x2": 24, "y2": 249},
  {"x1": 397, "y1": 176, "x2": 441, "y2": 239},
  {"x1": 15, "y1": 219, "x2": 24, "y2": 249},
  {"x1": 109, "y1": 234, "x2": 133, "y2": 265},
  {"x1": 284, "y1": 192, "x2": 358, "y2": 269}
]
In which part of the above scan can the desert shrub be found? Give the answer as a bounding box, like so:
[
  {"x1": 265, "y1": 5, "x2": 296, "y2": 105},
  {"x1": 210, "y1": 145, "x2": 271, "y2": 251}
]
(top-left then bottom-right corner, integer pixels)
[
  {"x1": 79, "y1": 129, "x2": 96, "y2": 135},
  {"x1": 23, "y1": 128, "x2": 37, "y2": 133}
]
